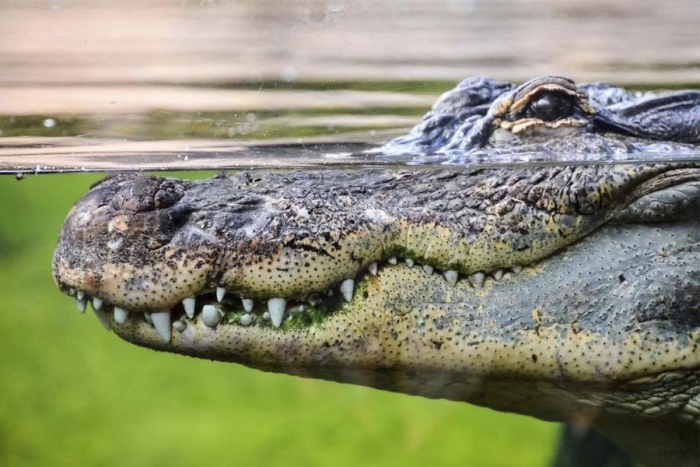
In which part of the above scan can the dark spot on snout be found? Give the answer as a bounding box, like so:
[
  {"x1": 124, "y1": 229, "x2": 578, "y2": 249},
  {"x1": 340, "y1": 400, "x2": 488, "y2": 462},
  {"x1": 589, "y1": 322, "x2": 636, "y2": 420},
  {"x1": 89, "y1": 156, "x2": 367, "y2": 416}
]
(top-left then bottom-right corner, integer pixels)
[{"x1": 512, "y1": 237, "x2": 531, "y2": 252}]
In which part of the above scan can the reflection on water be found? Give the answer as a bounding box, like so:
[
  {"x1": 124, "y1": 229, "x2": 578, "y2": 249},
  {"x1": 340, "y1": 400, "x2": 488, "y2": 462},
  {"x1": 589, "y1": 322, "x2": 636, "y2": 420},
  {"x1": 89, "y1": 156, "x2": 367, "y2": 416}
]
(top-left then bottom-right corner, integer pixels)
[
  {"x1": 0, "y1": 0, "x2": 699, "y2": 172},
  {"x1": 2, "y1": 0, "x2": 699, "y2": 86}
]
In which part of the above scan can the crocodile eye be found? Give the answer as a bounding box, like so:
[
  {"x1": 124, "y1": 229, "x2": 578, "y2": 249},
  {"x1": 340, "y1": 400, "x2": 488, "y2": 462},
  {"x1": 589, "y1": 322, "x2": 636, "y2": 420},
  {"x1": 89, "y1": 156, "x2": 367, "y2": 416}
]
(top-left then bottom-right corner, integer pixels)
[{"x1": 527, "y1": 92, "x2": 575, "y2": 122}]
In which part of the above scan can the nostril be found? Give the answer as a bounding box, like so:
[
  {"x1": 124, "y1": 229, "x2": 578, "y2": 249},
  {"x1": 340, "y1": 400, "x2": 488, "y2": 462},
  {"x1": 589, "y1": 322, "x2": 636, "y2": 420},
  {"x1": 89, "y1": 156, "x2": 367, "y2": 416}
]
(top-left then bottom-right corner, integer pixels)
[{"x1": 165, "y1": 204, "x2": 192, "y2": 225}]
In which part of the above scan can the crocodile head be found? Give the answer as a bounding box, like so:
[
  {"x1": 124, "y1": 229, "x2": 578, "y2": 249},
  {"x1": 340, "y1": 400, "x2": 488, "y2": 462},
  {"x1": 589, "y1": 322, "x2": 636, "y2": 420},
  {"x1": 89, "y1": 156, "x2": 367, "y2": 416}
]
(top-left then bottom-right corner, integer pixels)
[{"x1": 53, "y1": 76, "x2": 700, "y2": 466}]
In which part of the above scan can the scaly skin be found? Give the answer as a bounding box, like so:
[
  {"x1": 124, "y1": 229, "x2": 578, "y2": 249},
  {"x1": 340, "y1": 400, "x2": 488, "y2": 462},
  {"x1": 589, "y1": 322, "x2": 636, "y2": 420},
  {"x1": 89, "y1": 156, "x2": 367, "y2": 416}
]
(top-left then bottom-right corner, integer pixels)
[{"x1": 53, "y1": 76, "x2": 700, "y2": 466}]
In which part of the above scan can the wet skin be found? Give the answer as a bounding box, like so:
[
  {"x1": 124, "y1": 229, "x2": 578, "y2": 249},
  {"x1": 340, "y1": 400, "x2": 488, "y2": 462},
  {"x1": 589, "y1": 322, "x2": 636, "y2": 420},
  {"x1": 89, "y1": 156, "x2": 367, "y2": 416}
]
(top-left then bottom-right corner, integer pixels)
[{"x1": 53, "y1": 76, "x2": 700, "y2": 466}]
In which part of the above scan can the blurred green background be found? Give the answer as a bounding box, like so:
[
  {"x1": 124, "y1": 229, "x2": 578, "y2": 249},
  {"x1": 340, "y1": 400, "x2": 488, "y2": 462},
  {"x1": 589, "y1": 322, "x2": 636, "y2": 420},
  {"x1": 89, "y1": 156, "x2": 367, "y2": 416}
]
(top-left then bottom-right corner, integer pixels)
[{"x1": 0, "y1": 173, "x2": 557, "y2": 466}]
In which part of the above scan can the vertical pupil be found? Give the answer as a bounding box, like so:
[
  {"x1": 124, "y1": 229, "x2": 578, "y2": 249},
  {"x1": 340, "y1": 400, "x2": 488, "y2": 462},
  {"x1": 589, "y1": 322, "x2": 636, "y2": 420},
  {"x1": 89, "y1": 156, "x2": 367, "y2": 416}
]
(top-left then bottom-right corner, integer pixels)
[{"x1": 531, "y1": 93, "x2": 574, "y2": 121}]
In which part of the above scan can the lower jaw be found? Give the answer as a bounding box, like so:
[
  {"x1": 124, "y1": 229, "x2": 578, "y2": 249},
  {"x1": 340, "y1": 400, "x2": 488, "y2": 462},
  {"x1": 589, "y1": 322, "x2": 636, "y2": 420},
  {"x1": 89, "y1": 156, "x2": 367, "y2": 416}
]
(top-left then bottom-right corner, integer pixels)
[{"x1": 104, "y1": 260, "x2": 540, "y2": 373}]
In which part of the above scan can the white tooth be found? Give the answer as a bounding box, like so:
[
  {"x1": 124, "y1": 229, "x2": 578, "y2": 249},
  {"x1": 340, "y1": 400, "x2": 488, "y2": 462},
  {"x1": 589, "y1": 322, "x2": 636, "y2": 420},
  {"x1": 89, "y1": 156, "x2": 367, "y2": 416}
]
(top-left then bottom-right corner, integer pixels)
[
  {"x1": 240, "y1": 313, "x2": 253, "y2": 326},
  {"x1": 405, "y1": 258, "x2": 414, "y2": 268},
  {"x1": 327, "y1": 289, "x2": 334, "y2": 297},
  {"x1": 297, "y1": 305, "x2": 307, "y2": 313},
  {"x1": 512, "y1": 265, "x2": 523, "y2": 274},
  {"x1": 202, "y1": 305, "x2": 222, "y2": 328},
  {"x1": 151, "y1": 312, "x2": 172, "y2": 343},
  {"x1": 76, "y1": 291, "x2": 85, "y2": 301},
  {"x1": 469, "y1": 272, "x2": 485, "y2": 288},
  {"x1": 68, "y1": 288, "x2": 76, "y2": 296},
  {"x1": 267, "y1": 298, "x2": 286, "y2": 328},
  {"x1": 92, "y1": 298, "x2": 103, "y2": 310},
  {"x1": 388, "y1": 257, "x2": 397, "y2": 265},
  {"x1": 443, "y1": 270, "x2": 459, "y2": 286},
  {"x1": 242, "y1": 298, "x2": 254, "y2": 313},
  {"x1": 308, "y1": 298, "x2": 321, "y2": 307},
  {"x1": 144, "y1": 312, "x2": 153, "y2": 326},
  {"x1": 182, "y1": 297, "x2": 196, "y2": 318},
  {"x1": 262, "y1": 311, "x2": 271, "y2": 321},
  {"x1": 340, "y1": 279, "x2": 354, "y2": 302},
  {"x1": 216, "y1": 287, "x2": 226, "y2": 302},
  {"x1": 423, "y1": 265, "x2": 434, "y2": 275},
  {"x1": 93, "y1": 308, "x2": 111, "y2": 330},
  {"x1": 368, "y1": 262, "x2": 378, "y2": 276},
  {"x1": 114, "y1": 307, "x2": 128, "y2": 324},
  {"x1": 493, "y1": 269, "x2": 505, "y2": 281},
  {"x1": 173, "y1": 320, "x2": 187, "y2": 332},
  {"x1": 76, "y1": 298, "x2": 87, "y2": 313}
]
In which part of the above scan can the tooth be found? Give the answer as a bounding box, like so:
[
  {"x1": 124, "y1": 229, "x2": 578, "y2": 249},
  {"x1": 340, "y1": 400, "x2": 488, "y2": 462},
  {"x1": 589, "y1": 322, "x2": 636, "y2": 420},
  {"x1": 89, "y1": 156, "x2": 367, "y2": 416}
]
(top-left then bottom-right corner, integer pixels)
[
  {"x1": 68, "y1": 288, "x2": 76, "y2": 296},
  {"x1": 493, "y1": 269, "x2": 505, "y2": 281},
  {"x1": 469, "y1": 272, "x2": 485, "y2": 288},
  {"x1": 242, "y1": 298, "x2": 254, "y2": 313},
  {"x1": 308, "y1": 298, "x2": 321, "y2": 306},
  {"x1": 216, "y1": 287, "x2": 226, "y2": 302},
  {"x1": 76, "y1": 298, "x2": 87, "y2": 313},
  {"x1": 512, "y1": 265, "x2": 523, "y2": 274},
  {"x1": 182, "y1": 297, "x2": 196, "y2": 318},
  {"x1": 443, "y1": 270, "x2": 459, "y2": 286},
  {"x1": 405, "y1": 258, "x2": 414, "y2": 267},
  {"x1": 151, "y1": 312, "x2": 172, "y2": 342},
  {"x1": 76, "y1": 291, "x2": 85, "y2": 300},
  {"x1": 93, "y1": 308, "x2": 112, "y2": 330},
  {"x1": 369, "y1": 262, "x2": 378, "y2": 276},
  {"x1": 262, "y1": 311, "x2": 271, "y2": 321},
  {"x1": 92, "y1": 298, "x2": 103, "y2": 310},
  {"x1": 388, "y1": 257, "x2": 397, "y2": 265},
  {"x1": 340, "y1": 279, "x2": 354, "y2": 302},
  {"x1": 114, "y1": 307, "x2": 128, "y2": 324},
  {"x1": 202, "y1": 305, "x2": 222, "y2": 328},
  {"x1": 173, "y1": 320, "x2": 187, "y2": 332},
  {"x1": 144, "y1": 312, "x2": 153, "y2": 326},
  {"x1": 240, "y1": 313, "x2": 253, "y2": 326},
  {"x1": 423, "y1": 265, "x2": 434, "y2": 275},
  {"x1": 267, "y1": 298, "x2": 286, "y2": 328},
  {"x1": 327, "y1": 289, "x2": 334, "y2": 297},
  {"x1": 297, "y1": 305, "x2": 307, "y2": 313}
]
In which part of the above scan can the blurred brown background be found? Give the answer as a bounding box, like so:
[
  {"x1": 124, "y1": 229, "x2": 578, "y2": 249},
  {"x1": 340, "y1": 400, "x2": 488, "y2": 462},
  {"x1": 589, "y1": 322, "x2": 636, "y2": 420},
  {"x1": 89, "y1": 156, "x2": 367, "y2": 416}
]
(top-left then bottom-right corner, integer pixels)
[{"x1": 1, "y1": 0, "x2": 699, "y2": 116}]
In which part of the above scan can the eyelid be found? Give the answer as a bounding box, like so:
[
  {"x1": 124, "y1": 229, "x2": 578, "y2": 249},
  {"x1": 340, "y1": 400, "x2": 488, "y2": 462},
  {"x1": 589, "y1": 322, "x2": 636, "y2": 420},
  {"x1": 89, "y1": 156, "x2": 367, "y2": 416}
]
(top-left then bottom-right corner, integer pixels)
[{"x1": 500, "y1": 116, "x2": 589, "y2": 134}]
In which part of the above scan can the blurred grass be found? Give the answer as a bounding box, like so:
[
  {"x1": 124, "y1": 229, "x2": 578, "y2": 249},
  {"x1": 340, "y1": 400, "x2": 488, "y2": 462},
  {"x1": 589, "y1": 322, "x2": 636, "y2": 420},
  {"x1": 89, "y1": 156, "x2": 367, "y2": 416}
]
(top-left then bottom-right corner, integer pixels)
[{"x1": 0, "y1": 172, "x2": 558, "y2": 467}]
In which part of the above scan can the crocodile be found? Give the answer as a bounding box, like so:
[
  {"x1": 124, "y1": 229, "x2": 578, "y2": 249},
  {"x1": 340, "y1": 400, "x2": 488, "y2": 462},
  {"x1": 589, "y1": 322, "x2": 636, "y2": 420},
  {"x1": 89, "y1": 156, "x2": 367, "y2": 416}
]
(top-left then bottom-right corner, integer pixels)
[{"x1": 52, "y1": 76, "x2": 700, "y2": 466}]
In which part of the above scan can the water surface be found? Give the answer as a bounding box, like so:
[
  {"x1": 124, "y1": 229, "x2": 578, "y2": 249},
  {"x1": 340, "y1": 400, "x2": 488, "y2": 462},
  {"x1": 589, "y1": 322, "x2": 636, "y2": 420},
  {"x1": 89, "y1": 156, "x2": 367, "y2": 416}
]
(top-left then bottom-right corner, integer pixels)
[{"x1": 1, "y1": 0, "x2": 699, "y2": 172}]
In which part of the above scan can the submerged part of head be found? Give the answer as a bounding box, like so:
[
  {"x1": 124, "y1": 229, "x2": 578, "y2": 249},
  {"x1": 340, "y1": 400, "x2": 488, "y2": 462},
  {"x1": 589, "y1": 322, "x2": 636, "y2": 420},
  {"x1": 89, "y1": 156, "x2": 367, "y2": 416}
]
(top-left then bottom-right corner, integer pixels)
[{"x1": 83, "y1": 215, "x2": 700, "y2": 467}]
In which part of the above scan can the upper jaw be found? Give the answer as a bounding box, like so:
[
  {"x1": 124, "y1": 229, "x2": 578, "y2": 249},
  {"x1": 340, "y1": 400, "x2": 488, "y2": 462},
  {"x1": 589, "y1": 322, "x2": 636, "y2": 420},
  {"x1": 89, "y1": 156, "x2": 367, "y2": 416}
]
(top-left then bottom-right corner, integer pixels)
[{"x1": 54, "y1": 163, "x2": 700, "y2": 345}]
